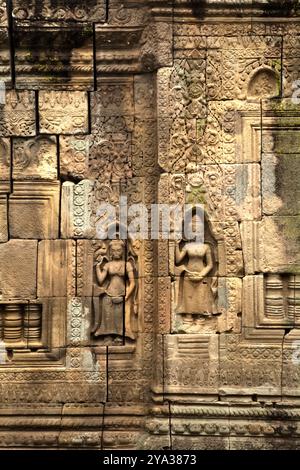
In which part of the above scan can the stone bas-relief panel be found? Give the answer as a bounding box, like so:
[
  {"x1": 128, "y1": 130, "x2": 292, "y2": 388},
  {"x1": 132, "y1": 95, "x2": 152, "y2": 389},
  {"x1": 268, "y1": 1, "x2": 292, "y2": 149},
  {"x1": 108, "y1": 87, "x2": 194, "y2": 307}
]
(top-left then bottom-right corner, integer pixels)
[
  {"x1": 206, "y1": 36, "x2": 282, "y2": 101},
  {"x1": 39, "y1": 91, "x2": 89, "y2": 134},
  {"x1": 60, "y1": 135, "x2": 89, "y2": 180},
  {"x1": 163, "y1": 335, "x2": 219, "y2": 397},
  {"x1": 0, "y1": 90, "x2": 36, "y2": 136},
  {"x1": 13, "y1": 136, "x2": 57, "y2": 180},
  {"x1": 73, "y1": 236, "x2": 150, "y2": 346},
  {"x1": 0, "y1": 0, "x2": 300, "y2": 451},
  {"x1": 92, "y1": 238, "x2": 139, "y2": 345},
  {"x1": 172, "y1": 274, "x2": 242, "y2": 334}
]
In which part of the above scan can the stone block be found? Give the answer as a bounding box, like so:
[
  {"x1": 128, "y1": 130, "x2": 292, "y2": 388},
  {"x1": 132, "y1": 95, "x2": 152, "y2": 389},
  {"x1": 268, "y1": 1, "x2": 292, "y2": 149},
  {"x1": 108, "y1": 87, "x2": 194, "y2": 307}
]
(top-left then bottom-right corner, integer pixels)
[
  {"x1": 0, "y1": 240, "x2": 37, "y2": 299},
  {"x1": 241, "y1": 217, "x2": 300, "y2": 274},
  {"x1": 243, "y1": 274, "x2": 300, "y2": 329},
  {"x1": 0, "y1": 137, "x2": 10, "y2": 181},
  {"x1": 15, "y1": 24, "x2": 94, "y2": 90},
  {"x1": 39, "y1": 91, "x2": 89, "y2": 134},
  {"x1": 60, "y1": 135, "x2": 89, "y2": 180},
  {"x1": 12, "y1": 0, "x2": 106, "y2": 23},
  {"x1": 9, "y1": 181, "x2": 60, "y2": 239},
  {"x1": 61, "y1": 180, "x2": 94, "y2": 239},
  {"x1": 0, "y1": 28, "x2": 10, "y2": 87},
  {"x1": 164, "y1": 334, "x2": 219, "y2": 396},
  {"x1": 262, "y1": 151, "x2": 300, "y2": 216},
  {"x1": 13, "y1": 136, "x2": 57, "y2": 180},
  {"x1": 282, "y1": 330, "x2": 300, "y2": 397},
  {"x1": 37, "y1": 240, "x2": 76, "y2": 298},
  {"x1": 0, "y1": 90, "x2": 35, "y2": 137},
  {"x1": 219, "y1": 332, "x2": 283, "y2": 398},
  {"x1": 0, "y1": 195, "x2": 7, "y2": 242}
]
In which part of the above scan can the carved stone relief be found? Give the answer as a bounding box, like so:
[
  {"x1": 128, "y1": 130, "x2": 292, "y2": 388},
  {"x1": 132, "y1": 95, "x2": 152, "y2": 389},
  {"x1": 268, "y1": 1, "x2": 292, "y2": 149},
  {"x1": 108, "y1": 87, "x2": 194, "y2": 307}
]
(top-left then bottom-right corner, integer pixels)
[
  {"x1": 244, "y1": 274, "x2": 300, "y2": 328},
  {"x1": 206, "y1": 36, "x2": 282, "y2": 100},
  {"x1": 13, "y1": 135, "x2": 57, "y2": 180},
  {"x1": 0, "y1": 90, "x2": 36, "y2": 136},
  {"x1": 0, "y1": 298, "x2": 66, "y2": 364},
  {"x1": 0, "y1": 137, "x2": 10, "y2": 182},
  {"x1": 0, "y1": 302, "x2": 42, "y2": 348},
  {"x1": 0, "y1": 0, "x2": 299, "y2": 451},
  {"x1": 60, "y1": 135, "x2": 89, "y2": 180},
  {"x1": 92, "y1": 237, "x2": 139, "y2": 344},
  {"x1": 39, "y1": 91, "x2": 89, "y2": 134}
]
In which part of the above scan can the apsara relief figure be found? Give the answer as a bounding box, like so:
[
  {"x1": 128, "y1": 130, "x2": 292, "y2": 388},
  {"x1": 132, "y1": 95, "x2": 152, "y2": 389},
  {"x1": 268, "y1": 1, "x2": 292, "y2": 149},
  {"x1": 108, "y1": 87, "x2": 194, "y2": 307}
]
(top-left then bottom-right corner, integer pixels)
[
  {"x1": 92, "y1": 237, "x2": 138, "y2": 344},
  {"x1": 175, "y1": 211, "x2": 218, "y2": 333}
]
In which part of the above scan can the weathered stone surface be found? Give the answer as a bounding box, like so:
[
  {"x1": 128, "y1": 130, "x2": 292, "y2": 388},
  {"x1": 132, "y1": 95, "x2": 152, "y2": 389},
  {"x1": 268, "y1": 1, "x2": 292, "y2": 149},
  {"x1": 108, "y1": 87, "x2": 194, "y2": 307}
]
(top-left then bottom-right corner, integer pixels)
[
  {"x1": 13, "y1": 136, "x2": 57, "y2": 180},
  {"x1": 282, "y1": 330, "x2": 300, "y2": 398},
  {"x1": 157, "y1": 277, "x2": 171, "y2": 334},
  {"x1": 172, "y1": 436, "x2": 230, "y2": 450},
  {"x1": 0, "y1": 240, "x2": 37, "y2": 299},
  {"x1": 262, "y1": 150, "x2": 300, "y2": 216},
  {"x1": 15, "y1": 24, "x2": 94, "y2": 90},
  {"x1": 61, "y1": 180, "x2": 94, "y2": 239},
  {"x1": 206, "y1": 36, "x2": 282, "y2": 100},
  {"x1": 37, "y1": 240, "x2": 76, "y2": 297},
  {"x1": 0, "y1": 137, "x2": 10, "y2": 181},
  {"x1": 243, "y1": 274, "x2": 300, "y2": 329},
  {"x1": 164, "y1": 334, "x2": 219, "y2": 396},
  {"x1": 282, "y1": 35, "x2": 300, "y2": 99},
  {"x1": 0, "y1": 195, "x2": 7, "y2": 242},
  {"x1": 0, "y1": 2, "x2": 7, "y2": 27},
  {"x1": 219, "y1": 331, "x2": 283, "y2": 398},
  {"x1": 60, "y1": 135, "x2": 89, "y2": 180},
  {"x1": 0, "y1": 297, "x2": 66, "y2": 355},
  {"x1": 216, "y1": 277, "x2": 242, "y2": 333},
  {"x1": 9, "y1": 182, "x2": 60, "y2": 239},
  {"x1": 241, "y1": 217, "x2": 300, "y2": 275},
  {"x1": 0, "y1": 28, "x2": 10, "y2": 87},
  {"x1": 0, "y1": 0, "x2": 300, "y2": 451},
  {"x1": 0, "y1": 90, "x2": 36, "y2": 136},
  {"x1": 12, "y1": 0, "x2": 106, "y2": 23},
  {"x1": 39, "y1": 91, "x2": 89, "y2": 134},
  {"x1": 66, "y1": 298, "x2": 91, "y2": 348},
  {"x1": 156, "y1": 164, "x2": 260, "y2": 222}
]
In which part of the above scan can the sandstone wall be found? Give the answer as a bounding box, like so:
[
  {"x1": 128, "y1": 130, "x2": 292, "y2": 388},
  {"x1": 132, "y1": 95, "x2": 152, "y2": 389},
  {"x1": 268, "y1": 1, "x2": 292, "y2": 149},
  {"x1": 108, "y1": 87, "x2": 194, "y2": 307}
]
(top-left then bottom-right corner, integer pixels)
[{"x1": 0, "y1": 0, "x2": 300, "y2": 450}]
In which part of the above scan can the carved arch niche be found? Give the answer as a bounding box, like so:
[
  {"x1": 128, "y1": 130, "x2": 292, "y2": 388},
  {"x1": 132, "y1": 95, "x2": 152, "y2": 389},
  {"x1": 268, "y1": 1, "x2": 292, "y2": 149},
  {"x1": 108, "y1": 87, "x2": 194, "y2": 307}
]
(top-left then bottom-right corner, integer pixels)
[{"x1": 247, "y1": 67, "x2": 280, "y2": 99}]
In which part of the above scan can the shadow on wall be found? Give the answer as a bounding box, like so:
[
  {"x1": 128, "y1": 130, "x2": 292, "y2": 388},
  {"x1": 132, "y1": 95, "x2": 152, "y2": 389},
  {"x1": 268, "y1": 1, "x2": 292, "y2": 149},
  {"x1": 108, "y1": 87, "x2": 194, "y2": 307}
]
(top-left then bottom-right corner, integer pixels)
[
  {"x1": 188, "y1": 0, "x2": 300, "y2": 18},
  {"x1": 189, "y1": 0, "x2": 207, "y2": 19},
  {"x1": 262, "y1": 0, "x2": 300, "y2": 17}
]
